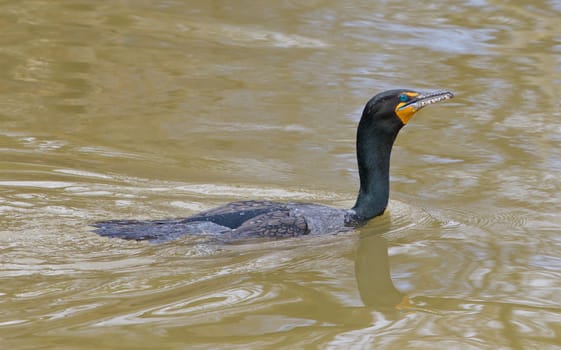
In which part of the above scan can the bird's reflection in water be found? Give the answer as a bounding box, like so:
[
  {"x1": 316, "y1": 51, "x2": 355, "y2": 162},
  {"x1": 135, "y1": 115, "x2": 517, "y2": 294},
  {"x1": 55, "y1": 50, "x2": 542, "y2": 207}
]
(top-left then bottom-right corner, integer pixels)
[
  {"x1": 355, "y1": 231, "x2": 406, "y2": 309},
  {"x1": 353, "y1": 218, "x2": 441, "y2": 317},
  {"x1": 354, "y1": 226, "x2": 441, "y2": 316},
  {"x1": 355, "y1": 233, "x2": 404, "y2": 308}
]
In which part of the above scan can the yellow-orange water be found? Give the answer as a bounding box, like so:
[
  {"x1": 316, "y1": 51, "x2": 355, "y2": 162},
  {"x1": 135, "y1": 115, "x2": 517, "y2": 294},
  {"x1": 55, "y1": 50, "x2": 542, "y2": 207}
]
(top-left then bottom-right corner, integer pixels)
[{"x1": 2, "y1": 1, "x2": 561, "y2": 348}]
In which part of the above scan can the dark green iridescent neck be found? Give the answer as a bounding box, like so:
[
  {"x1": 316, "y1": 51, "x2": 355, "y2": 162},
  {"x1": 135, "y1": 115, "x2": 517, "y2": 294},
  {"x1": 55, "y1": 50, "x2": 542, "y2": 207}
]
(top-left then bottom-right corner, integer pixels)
[{"x1": 351, "y1": 119, "x2": 400, "y2": 221}]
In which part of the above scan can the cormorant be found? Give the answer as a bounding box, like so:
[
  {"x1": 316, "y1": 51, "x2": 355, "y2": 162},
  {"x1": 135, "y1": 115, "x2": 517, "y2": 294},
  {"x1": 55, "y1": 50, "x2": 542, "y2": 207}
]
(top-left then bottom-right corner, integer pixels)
[{"x1": 93, "y1": 89, "x2": 453, "y2": 242}]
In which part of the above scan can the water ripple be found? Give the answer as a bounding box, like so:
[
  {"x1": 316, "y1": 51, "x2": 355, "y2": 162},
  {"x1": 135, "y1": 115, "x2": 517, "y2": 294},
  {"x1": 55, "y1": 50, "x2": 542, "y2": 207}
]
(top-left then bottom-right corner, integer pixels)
[{"x1": 93, "y1": 283, "x2": 282, "y2": 327}]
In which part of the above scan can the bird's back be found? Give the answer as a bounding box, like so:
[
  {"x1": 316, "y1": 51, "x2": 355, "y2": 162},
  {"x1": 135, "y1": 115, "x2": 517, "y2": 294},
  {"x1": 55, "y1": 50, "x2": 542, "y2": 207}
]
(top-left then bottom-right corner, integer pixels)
[{"x1": 93, "y1": 200, "x2": 353, "y2": 242}]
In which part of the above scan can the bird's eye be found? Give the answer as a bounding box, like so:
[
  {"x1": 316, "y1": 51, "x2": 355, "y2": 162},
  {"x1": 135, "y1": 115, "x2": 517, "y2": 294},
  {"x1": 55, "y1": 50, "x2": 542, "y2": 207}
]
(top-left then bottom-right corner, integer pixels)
[{"x1": 398, "y1": 94, "x2": 408, "y2": 102}]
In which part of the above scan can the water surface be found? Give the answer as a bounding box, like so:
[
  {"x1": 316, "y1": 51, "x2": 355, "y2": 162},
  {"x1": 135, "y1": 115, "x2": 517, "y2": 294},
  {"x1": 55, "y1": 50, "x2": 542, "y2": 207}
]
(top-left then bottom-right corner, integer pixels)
[{"x1": 2, "y1": 0, "x2": 561, "y2": 348}]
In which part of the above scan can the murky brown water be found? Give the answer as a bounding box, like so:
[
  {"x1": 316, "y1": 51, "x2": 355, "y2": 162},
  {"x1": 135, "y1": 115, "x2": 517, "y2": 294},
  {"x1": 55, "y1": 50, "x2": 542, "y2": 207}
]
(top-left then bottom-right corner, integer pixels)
[{"x1": 2, "y1": 0, "x2": 561, "y2": 348}]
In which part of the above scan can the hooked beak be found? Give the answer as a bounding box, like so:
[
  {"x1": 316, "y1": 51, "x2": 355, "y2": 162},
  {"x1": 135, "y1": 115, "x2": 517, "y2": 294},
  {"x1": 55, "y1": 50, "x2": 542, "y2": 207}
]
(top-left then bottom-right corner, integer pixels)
[{"x1": 395, "y1": 90, "x2": 454, "y2": 124}]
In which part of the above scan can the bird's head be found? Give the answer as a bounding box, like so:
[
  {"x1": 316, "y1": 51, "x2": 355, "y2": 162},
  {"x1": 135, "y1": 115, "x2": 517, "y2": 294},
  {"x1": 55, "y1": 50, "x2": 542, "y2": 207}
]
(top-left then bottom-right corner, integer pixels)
[{"x1": 361, "y1": 89, "x2": 454, "y2": 133}]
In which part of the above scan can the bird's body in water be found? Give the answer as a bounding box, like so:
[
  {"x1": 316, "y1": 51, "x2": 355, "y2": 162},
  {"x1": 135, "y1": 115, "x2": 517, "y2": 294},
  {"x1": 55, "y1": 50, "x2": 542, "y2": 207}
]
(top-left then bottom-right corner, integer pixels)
[
  {"x1": 93, "y1": 200, "x2": 353, "y2": 243},
  {"x1": 93, "y1": 89, "x2": 453, "y2": 242}
]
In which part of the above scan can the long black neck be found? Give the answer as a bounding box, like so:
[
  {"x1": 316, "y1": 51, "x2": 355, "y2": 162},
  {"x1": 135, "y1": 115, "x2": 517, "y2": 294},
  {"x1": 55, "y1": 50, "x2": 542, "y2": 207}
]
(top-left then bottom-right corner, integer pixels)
[{"x1": 351, "y1": 116, "x2": 401, "y2": 221}]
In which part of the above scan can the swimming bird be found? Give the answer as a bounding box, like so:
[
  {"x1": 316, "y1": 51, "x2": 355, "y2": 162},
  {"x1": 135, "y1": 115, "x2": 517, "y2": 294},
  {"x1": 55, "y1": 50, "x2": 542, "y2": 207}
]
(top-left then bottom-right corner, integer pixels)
[{"x1": 93, "y1": 89, "x2": 453, "y2": 242}]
